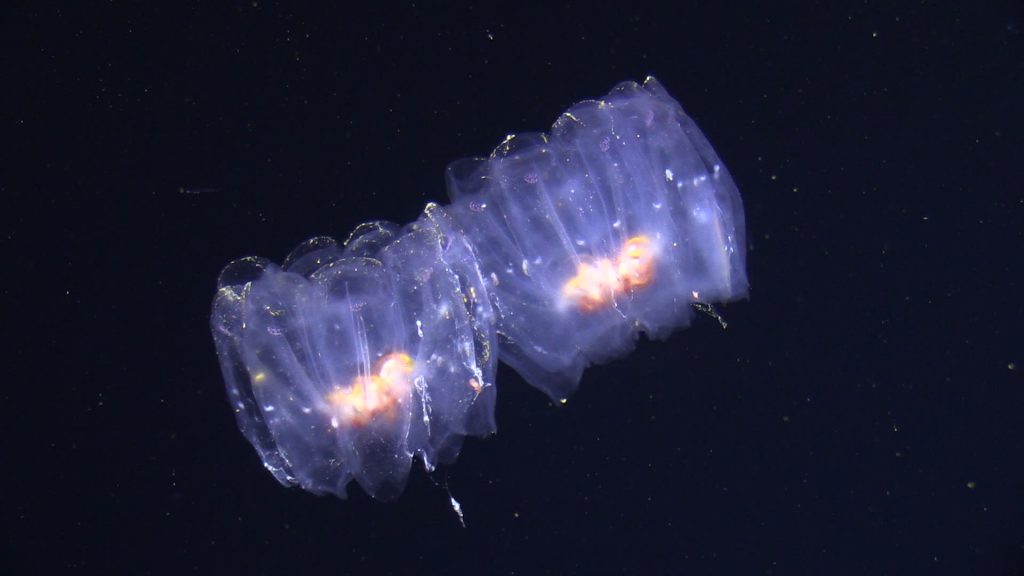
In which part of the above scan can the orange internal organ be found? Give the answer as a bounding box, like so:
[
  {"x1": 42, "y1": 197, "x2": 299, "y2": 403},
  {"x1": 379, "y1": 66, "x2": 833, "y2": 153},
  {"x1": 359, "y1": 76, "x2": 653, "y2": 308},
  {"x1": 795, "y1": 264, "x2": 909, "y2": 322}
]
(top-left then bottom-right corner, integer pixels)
[
  {"x1": 325, "y1": 352, "x2": 415, "y2": 428},
  {"x1": 617, "y1": 236, "x2": 655, "y2": 290},
  {"x1": 562, "y1": 235, "x2": 656, "y2": 312}
]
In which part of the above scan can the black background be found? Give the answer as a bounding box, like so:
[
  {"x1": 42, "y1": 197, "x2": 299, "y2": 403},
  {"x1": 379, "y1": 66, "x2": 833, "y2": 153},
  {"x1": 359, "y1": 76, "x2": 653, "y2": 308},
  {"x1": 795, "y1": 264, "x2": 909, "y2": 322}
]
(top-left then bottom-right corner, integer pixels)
[{"x1": 4, "y1": 2, "x2": 1023, "y2": 574}]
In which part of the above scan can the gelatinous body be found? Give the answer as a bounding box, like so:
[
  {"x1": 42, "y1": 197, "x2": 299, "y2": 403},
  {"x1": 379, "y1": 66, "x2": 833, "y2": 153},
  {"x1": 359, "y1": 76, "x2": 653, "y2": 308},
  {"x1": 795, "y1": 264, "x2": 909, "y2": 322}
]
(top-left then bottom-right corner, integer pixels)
[{"x1": 211, "y1": 77, "x2": 747, "y2": 499}]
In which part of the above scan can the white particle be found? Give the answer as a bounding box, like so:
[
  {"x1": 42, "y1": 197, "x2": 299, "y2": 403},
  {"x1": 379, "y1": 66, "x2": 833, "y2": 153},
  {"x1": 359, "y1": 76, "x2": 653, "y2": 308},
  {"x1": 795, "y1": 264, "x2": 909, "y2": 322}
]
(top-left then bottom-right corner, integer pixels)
[{"x1": 449, "y1": 494, "x2": 466, "y2": 528}]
